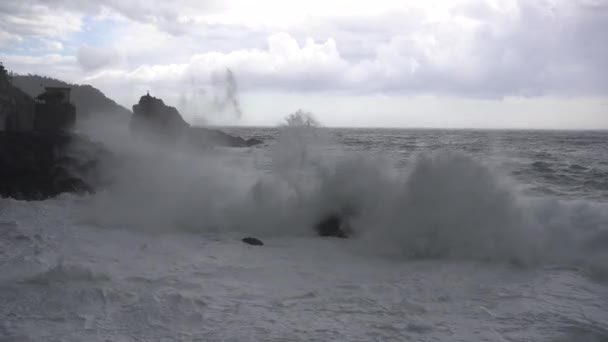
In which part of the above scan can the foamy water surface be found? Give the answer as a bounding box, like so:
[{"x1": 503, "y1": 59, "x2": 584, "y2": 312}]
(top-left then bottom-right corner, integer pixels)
[{"x1": 1, "y1": 128, "x2": 608, "y2": 341}]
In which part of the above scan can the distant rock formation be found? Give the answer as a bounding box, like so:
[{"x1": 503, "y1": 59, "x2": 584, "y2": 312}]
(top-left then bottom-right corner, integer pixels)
[
  {"x1": 12, "y1": 74, "x2": 131, "y2": 122},
  {"x1": 130, "y1": 93, "x2": 189, "y2": 141},
  {"x1": 0, "y1": 65, "x2": 264, "y2": 201},
  {"x1": 186, "y1": 127, "x2": 264, "y2": 148},
  {"x1": 131, "y1": 92, "x2": 263, "y2": 147},
  {"x1": 0, "y1": 131, "x2": 110, "y2": 200}
]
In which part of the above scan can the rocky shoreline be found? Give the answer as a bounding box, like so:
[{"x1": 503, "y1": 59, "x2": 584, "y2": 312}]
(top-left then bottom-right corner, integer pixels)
[
  {"x1": 1, "y1": 89, "x2": 264, "y2": 201},
  {"x1": 0, "y1": 131, "x2": 110, "y2": 200}
]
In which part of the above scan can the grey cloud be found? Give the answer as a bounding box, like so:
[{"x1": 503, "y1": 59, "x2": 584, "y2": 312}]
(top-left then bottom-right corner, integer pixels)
[
  {"x1": 0, "y1": 0, "x2": 222, "y2": 38},
  {"x1": 0, "y1": 3, "x2": 81, "y2": 42},
  {"x1": 0, "y1": 0, "x2": 216, "y2": 51},
  {"x1": 3, "y1": 0, "x2": 607, "y2": 99},
  {"x1": 270, "y1": 1, "x2": 607, "y2": 97},
  {"x1": 460, "y1": 1, "x2": 608, "y2": 97},
  {"x1": 77, "y1": 46, "x2": 122, "y2": 71},
  {"x1": 322, "y1": 0, "x2": 608, "y2": 98}
]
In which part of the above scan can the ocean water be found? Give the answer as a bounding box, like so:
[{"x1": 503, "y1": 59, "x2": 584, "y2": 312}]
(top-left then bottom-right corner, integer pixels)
[{"x1": 1, "y1": 127, "x2": 608, "y2": 341}]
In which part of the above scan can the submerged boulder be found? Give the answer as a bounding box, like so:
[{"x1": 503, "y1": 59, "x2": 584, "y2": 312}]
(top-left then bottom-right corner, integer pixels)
[
  {"x1": 242, "y1": 237, "x2": 264, "y2": 246},
  {"x1": 315, "y1": 214, "x2": 353, "y2": 238}
]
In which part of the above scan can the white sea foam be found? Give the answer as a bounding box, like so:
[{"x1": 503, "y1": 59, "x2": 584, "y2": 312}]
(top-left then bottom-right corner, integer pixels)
[
  {"x1": 71, "y1": 118, "x2": 608, "y2": 273},
  {"x1": 2, "y1": 124, "x2": 608, "y2": 341}
]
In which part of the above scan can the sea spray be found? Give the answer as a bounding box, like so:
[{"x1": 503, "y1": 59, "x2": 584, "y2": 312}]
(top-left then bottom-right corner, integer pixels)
[
  {"x1": 74, "y1": 115, "x2": 608, "y2": 272},
  {"x1": 357, "y1": 151, "x2": 542, "y2": 264}
]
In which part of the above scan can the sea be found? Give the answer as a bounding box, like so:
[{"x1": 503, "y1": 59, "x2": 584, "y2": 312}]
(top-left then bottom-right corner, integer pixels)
[{"x1": 1, "y1": 126, "x2": 607, "y2": 341}]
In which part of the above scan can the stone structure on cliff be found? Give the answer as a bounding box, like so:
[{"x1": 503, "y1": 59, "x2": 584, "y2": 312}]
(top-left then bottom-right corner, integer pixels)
[
  {"x1": 35, "y1": 87, "x2": 76, "y2": 131},
  {"x1": 1, "y1": 64, "x2": 77, "y2": 132}
]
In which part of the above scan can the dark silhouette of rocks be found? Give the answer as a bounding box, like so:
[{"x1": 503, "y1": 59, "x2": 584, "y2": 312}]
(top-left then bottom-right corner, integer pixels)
[
  {"x1": 2, "y1": 67, "x2": 77, "y2": 132},
  {"x1": 0, "y1": 64, "x2": 36, "y2": 131},
  {"x1": 8, "y1": 68, "x2": 263, "y2": 148},
  {"x1": 1, "y1": 64, "x2": 263, "y2": 200},
  {"x1": 1, "y1": 65, "x2": 109, "y2": 200},
  {"x1": 245, "y1": 137, "x2": 264, "y2": 147},
  {"x1": 35, "y1": 87, "x2": 76, "y2": 131},
  {"x1": 130, "y1": 93, "x2": 189, "y2": 141},
  {"x1": 0, "y1": 131, "x2": 110, "y2": 200},
  {"x1": 131, "y1": 92, "x2": 263, "y2": 147},
  {"x1": 12, "y1": 74, "x2": 131, "y2": 121},
  {"x1": 242, "y1": 237, "x2": 264, "y2": 246},
  {"x1": 315, "y1": 214, "x2": 353, "y2": 238},
  {"x1": 186, "y1": 127, "x2": 263, "y2": 148}
]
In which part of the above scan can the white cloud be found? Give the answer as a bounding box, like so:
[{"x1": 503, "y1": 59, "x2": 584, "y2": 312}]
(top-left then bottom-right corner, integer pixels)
[
  {"x1": 84, "y1": 0, "x2": 608, "y2": 99},
  {"x1": 0, "y1": 0, "x2": 606, "y2": 128},
  {"x1": 0, "y1": 31, "x2": 22, "y2": 44},
  {"x1": 0, "y1": 53, "x2": 75, "y2": 66},
  {"x1": 0, "y1": 4, "x2": 82, "y2": 43},
  {"x1": 0, "y1": 53, "x2": 80, "y2": 82},
  {"x1": 44, "y1": 40, "x2": 64, "y2": 51},
  {"x1": 85, "y1": 33, "x2": 347, "y2": 91}
]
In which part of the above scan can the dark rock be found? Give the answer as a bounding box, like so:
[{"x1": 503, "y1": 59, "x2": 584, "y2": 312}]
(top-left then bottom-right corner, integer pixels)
[
  {"x1": 12, "y1": 75, "x2": 132, "y2": 122},
  {"x1": 242, "y1": 237, "x2": 264, "y2": 246},
  {"x1": 186, "y1": 127, "x2": 264, "y2": 148},
  {"x1": 186, "y1": 127, "x2": 246, "y2": 147},
  {"x1": 34, "y1": 87, "x2": 76, "y2": 131},
  {"x1": 0, "y1": 64, "x2": 36, "y2": 131},
  {"x1": 129, "y1": 93, "x2": 263, "y2": 148},
  {"x1": 0, "y1": 131, "x2": 109, "y2": 200},
  {"x1": 315, "y1": 214, "x2": 353, "y2": 238},
  {"x1": 130, "y1": 93, "x2": 189, "y2": 142},
  {"x1": 245, "y1": 137, "x2": 263, "y2": 146}
]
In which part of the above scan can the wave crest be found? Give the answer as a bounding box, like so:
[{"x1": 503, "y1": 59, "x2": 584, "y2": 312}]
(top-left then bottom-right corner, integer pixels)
[
  {"x1": 77, "y1": 124, "x2": 608, "y2": 271},
  {"x1": 358, "y1": 151, "x2": 540, "y2": 263}
]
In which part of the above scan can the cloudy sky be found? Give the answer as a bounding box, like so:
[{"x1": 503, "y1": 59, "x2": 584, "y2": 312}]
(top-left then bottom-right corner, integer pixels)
[{"x1": 1, "y1": 0, "x2": 607, "y2": 128}]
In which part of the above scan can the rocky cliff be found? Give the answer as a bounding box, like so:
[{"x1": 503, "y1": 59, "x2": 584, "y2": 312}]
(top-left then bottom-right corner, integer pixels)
[
  {"x1": 0, "y1": 131, "x2": 110, "y2": 200},
  {"x1": 130, "y1": 93, "x2": 262, "y2": 147},
  {"x1": 12, "y1": 75, "x2": 131, "y2": 121},
  {"x1": 130, "y1": 93, "x2": 189, "y2": 142},
  {"x1": 0, "y1": 65, "x2": 36, "y2": 131}
]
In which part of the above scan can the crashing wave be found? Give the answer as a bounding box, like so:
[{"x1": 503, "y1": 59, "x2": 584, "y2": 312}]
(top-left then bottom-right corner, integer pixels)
[{"x1": 74, "y1": 118, "x2": 608, "y2": 275}]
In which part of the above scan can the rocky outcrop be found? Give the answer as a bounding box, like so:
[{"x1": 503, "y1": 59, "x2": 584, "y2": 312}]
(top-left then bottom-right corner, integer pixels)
[
  {"x1": 186, "y1": 127, "x2": 264, "y2": 148},
  {"x1": 12, "y1": 75, "x2": 132, "y2": 121},
  {"x1": 315, "y1": 214, "x2": 353, "y2": 238},
  {"x1": 130, "y1": 93, "x2": 189, "y2": 141},
  {"x1": 242, "y1": 237, "x2": 264, "y2": 246},
  {"x1": 130, "y1": 92, "x2": 263, "y2": 147},
  {"x1": 35, "y1": 87, "x2": 76, "y2": 131},
  {"x1": 0, "y1": 132, "x2": 109, "y2": 200},
  {"x1": 0, "y1": 65, "x2": 36, "y2": 131}
]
